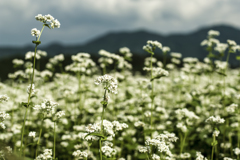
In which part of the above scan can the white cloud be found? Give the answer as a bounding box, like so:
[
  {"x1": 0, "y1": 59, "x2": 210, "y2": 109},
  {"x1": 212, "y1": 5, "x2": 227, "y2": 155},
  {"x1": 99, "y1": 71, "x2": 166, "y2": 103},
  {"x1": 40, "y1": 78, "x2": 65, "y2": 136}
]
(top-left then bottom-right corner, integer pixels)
[{"x1": 0, "y1": 0, "x2": 240, "y2": 46}]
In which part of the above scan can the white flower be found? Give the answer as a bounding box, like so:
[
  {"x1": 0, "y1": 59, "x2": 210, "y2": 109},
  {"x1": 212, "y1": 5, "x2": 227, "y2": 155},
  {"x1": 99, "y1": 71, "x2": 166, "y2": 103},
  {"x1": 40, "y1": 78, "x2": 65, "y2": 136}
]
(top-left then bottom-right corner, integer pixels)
[
  {"x1": 208, "y1": 30, "x2": 220, "y2": 37},
  {"x1": 205, "y1": 115, "x2": 225, "y2": 124},
  {"x1": 27, "y1": 84, "x2": 36, "y2": 95},
  {"x1": 31, "y1": 28, "x2": 40, "y2": 37},
  {"x1": 95, "y1": 74, "x2": 118, "y2": 94},
  {"x1": 0, "y1": 95, "x2": 9, "y2": 102},
  {"x1": 51, "y1": 19, "x2": 61, "y2": 29},
  {"x1": 212, "y1": 130, "x2": 220, "y2": 137},
  {"x1": 55, "y1": 111, "x2": 65, "y2": 119},
  {"x1": 227, "y1": 39, "x2": 237, "y2": 46},
  {"x1": 171, "y1": 52, "x2": 182, "y2": 58},
  {"x1": 29, "y1": 131, "x2": 36, "y2": 138},
  {"x1": 233, "y1": 148, "x2": 240, "y2": 155}
]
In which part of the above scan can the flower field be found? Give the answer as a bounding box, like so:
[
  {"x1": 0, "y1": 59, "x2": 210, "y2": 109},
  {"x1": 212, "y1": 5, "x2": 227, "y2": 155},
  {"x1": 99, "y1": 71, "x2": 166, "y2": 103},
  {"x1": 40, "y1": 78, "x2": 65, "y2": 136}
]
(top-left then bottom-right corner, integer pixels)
[{"x1": 1, "y1": 14, "x2": 240, "y2": 160}]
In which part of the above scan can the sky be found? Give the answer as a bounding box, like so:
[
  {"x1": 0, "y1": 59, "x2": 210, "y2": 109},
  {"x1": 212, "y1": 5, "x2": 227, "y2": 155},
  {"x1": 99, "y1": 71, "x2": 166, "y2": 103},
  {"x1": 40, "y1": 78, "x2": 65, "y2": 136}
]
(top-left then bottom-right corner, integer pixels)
[{"x1": 1, "y1": 0, "x2": 240, "y2": 47}]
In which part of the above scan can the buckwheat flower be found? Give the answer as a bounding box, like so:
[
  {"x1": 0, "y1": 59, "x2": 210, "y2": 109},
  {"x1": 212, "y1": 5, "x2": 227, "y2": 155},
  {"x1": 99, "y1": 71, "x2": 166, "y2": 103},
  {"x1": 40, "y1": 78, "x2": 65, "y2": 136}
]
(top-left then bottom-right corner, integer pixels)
[
  {"x1": 134, "y1": 121, "x2": 145, "y2": 127},
  {"x1": 171, "y1": 52, "x2": 182, "y2": 58},
  {"x1": 45, "y1": 14, "x2": 54, "y2": 22},
  {"x1": 119, "y1": 47, "x2": 130, "y2": 54},
  {"x1": 162, "y1": 46, "x2": 170, "y2": 53},
  {"x1": 180, "y1": 153, "x2": 191, "y2": 159},
  {"x1": 205, "y1": 115, "x2": 225, "y2": 124},
  {"x1": 31, "y1": 28, "x2": 40, "y2": 37},
  {"x1": 138, "y1": 146, "x2": 149, "y2": 153},
  {"x1": 95, "y1": 74, "x2": 118, "y2": 94},
  {"x1": 51, "y1": 19, "x2": 60, "y2": 29},
  {"x1": 208, "y1": 30, "x2": 220, "y2": 37},
  {"x1": 147, "y1": 40, "x2": 162, "y2": 49},
  {"x1": 0, "y1": 95, "x2": 9, "y2": 102},
  {"x1": 212, "y1": 130, "x2": 220, "y2": 137},
  {"x1": 226, "y1": 103, "x2": 238, "y2": 113},
  {"x1": 27, "y1": 84, "x2": 36, "y2": 95},
  {"x1": 0, "y1": 112, "x2": 10, "y2": 122},
  {"x1": 215, "y1": 43, "x2": 228, "y2": 53},
  {"x1": 227, "y1": 39, "x2": 237, "y2": 46},
  {"x1": 0, "y1": 122, "x2": 6, "y2": 129},
  {"x1": 196, "y1": 151, "x2": 208, "y2": 160},
  {"x1": 72, "y1": 150, "x2": 88, "y2": 158},
  {"x1": 12, "y1": 59, "x2": 24, "y2": 66},
  {"x1": 223, "y1": 157, "x2": 235, "y2": 160},
  {"x1": 29, "y1": 131, "x2": 36, "y2": 138},
  {"x1": 55, "y1": 111, "x2": 65, "y2": 119},
  {"x1": 233, "y1": 148, "x2": 240, "y2": 155},
  {"x1": 152, "y1": 154, "x2": 160, "y2": 160},
  {"x1": 35, "y1": 14, "x2": 47, "y2": 23},
  {"x1": 101, "y1": 146, "x2": 117, "y2": 157}
]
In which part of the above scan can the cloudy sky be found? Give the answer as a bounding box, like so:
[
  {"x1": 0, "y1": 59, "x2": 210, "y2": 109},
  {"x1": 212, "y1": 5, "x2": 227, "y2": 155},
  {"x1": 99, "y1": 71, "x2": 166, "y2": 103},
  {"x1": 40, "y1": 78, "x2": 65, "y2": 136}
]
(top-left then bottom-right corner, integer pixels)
[{"x1": 1, "y1": 0, "x2": 240, "y2": 47}]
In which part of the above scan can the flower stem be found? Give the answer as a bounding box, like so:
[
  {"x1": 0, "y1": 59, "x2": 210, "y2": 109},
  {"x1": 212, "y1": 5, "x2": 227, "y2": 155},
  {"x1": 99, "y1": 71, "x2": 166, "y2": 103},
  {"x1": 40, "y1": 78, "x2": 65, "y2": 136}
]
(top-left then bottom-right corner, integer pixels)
[{"x1": 53, "y1": 122, "x2": 56, "y2": 159}]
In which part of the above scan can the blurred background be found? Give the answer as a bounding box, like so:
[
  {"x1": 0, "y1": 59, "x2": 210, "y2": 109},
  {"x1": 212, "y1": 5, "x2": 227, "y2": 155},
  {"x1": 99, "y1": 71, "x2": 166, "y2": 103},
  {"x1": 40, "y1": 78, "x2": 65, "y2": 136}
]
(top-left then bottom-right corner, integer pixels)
[{"x1": 1, "y1": 0, "x2": 240, "y2": 80}]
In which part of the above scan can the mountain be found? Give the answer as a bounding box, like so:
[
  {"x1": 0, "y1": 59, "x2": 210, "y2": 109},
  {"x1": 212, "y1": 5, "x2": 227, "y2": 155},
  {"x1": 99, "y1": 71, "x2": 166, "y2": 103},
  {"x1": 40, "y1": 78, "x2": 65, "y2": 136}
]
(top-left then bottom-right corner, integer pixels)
[{"x1": 1, "y1": 24, "x2": 240, "y2": 61}]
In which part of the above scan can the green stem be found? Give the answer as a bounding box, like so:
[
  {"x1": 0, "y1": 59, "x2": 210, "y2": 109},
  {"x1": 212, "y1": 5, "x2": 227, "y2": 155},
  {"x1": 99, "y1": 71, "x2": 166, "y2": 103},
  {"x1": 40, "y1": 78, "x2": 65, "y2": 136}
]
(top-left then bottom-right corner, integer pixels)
[
  {"x1": 211, "y1": 136, "x2": 216, "y2": 160},
  {"x1": 53, "y1": 122, "x2": 56, "y2": 159},
  {"x1": 150, "y1": 53, "x2": 154, "y2": 137},
  {"x1": 180, "y1": 132, "x2": 187, "y2": 154},
  {"x1": 20, "y1": 25, "x2": 45, "y2": 156},
  {"x1": 35, "y1": 118, "x2": 44, "y2": 158}
]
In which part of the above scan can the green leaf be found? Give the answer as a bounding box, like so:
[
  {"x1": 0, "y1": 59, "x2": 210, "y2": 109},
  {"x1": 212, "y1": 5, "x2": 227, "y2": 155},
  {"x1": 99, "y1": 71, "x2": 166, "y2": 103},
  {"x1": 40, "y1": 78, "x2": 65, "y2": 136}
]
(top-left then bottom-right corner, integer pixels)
[
  {"x1": 43, "y1": 23, "x2": 51, "y2": 29},
  {"x1": 216, "y1": 71, "x2": 227, "y2": 77},
  {"x1": 236, "y1": 56, "x2": 240, "y2": 60},
  {"x1": 32, "y1": 41, "x2": 41, "y2": 45},
  {"x1": 22, "y1": 102, "x2": 29, "y2": 108}
]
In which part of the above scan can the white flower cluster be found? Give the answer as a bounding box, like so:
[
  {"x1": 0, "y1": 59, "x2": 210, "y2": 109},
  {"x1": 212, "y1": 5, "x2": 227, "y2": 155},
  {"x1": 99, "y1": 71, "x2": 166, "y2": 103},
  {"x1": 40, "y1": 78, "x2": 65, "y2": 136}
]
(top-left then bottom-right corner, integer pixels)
[
  {"x1": 212, "y1": 130, "x2": 220, "y2": 137},
  {"x1": 143, "y1": 40, "x2": 162, "y2": 53},
  {"x1": 25, "y1": 50, "x2": 47, "y2": 60},
  {"x1": 35, "y1": 14, "x2": 60, "y2": 29},
  {"x1": 0, "y1": 95, "x2": 9, "y2": 102},
  {"x1": 55, "y1": 111, "x2": 65, "y2": 119},
  {"x1": 152, "y1": 154, "x2": 160, "y2": 160},
  {"x1": 171, "y1": 52, "x2": 182, "y2": 59},
  {"x1": 29, "y1": 131, "x2": 36, "y2": 138},
  {"x1": 143, "y1": 67, "x2": 169, "y2": 78},
  {"x1": 134, "y1": 121, "x2": 145, "y2": 127},
  {"x1": 31, "y1": 28, "x2": 41, "y2": 37},
  {"x1": 214, "y1": 43, "x2": 228, "y2": 53},
  {"x1": 138, "y1": 146, "x2": 150, "y2": 153},
  {"x1": 196, "y1": 151, "x2": 208, "y2": 160},
  {"x1": 85, "y1": 120, "x2": 128, "y2": 138},
  {"x1": 65, "y1": 53, "x2": 96, "y2": 74},
  {"x1": 112, "y1": 121, "x2": 128, "y2": 131},
  {"x1": 119, "y1": 47, "x2": 132, "y2": 58},
  {"x1": 175, "y1": 108, "x2": 199, "y2": 120},
  {"x1": 226, "y1": 103, "x2": 238, "y2": 113},
  {"x1": 162, "y1": 46, "x2": 170, "y2": 53},
  {"x1": 33, "y1": 99, "x2": 58, "y2": 114},
  {"x1": 27, "y1": 84, "x2": 36, "y2": 95},
  {"x1": 227, "y1": 39, "x2": 237, "y2": 46},
  {"x1": 72, "y1": 150, "x2": 88, "y2": 158},
  {"x1": 205, "y1": 115, "x2": 225, "y2": 124},
  {"x1": 145, "y1": 138, "x2": 172, "y2": 156},
  {"x1": 102, "y1": 145, "x2": 117, "y2": 157},
  {"x1": 154, "y1": 131, "x2": 178, "y2": 143},
  {"x1": 208, "y1": 30, "x2": 220, "y2": 37},
  {"x1": 0, "y1": 112, "x2": 10, "y2": 129},
  {"x1": 233, "y1": 148, "x2": 240, "y2": 155},
  {"x1": 12, "y1": 59, "x2": 24, "y2": 66},
  {"x1": 95, "y1": 74, "x2": 118, "y2": 94},
  {"x1": 223, "y1": 157, "x2": 236, "y2": 160},
  {"x1": 35, "y1": 149, "x2": 52, "y2": 160}
]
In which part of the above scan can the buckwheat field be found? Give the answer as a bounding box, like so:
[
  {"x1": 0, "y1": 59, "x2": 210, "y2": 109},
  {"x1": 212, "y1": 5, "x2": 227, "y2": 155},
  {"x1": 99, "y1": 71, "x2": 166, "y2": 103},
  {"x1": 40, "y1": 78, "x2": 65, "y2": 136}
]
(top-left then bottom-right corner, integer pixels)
[{"x1": 1, "y1": 14, "x2": 240, "y2": 160}]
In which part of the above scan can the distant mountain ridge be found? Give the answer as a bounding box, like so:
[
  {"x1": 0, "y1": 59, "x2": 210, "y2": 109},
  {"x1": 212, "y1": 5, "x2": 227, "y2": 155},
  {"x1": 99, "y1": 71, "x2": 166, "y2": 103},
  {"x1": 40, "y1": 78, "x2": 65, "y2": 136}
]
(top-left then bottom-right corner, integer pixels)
[{"x1": 1, "y1": 24, "x2": 240, "y2": 62}]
